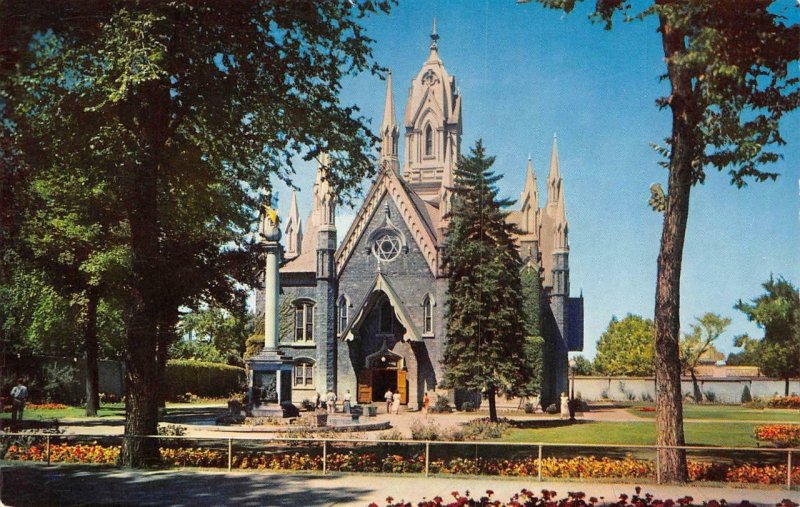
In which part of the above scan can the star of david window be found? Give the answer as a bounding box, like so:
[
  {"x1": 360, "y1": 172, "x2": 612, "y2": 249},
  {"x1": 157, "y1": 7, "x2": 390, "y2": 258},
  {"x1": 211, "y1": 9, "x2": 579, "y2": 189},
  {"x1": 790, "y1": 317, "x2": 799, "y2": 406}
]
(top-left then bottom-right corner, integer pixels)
[{"x1": 372, "y1": 231, "x2": 402, "y2": 262}]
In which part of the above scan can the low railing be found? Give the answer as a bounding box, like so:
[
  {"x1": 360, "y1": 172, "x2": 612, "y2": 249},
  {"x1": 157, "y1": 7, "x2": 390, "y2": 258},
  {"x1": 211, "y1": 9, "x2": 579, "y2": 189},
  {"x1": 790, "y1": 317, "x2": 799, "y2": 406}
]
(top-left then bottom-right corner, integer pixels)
[{"x1": 1, "y1": 432, "x2": 797, "y2": 490}]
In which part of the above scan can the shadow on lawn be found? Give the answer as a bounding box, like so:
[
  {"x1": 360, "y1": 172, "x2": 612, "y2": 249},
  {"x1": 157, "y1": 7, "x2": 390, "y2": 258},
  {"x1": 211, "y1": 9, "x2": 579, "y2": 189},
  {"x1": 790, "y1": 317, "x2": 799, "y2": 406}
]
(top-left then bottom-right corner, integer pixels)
[{"x1": 1, "y1": 463, "x2": 372, "y2": 506}]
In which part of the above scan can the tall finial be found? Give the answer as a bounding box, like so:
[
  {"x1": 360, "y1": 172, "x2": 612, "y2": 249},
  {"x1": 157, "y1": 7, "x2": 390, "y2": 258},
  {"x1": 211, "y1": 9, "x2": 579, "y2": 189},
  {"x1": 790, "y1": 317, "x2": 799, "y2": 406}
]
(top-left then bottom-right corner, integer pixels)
[
  {"x1": 430, "y1": 17, "x2": 439, "y2": 51},
  {"x1": 528, "y1": 152, "x2": 532, "y2": 161}
]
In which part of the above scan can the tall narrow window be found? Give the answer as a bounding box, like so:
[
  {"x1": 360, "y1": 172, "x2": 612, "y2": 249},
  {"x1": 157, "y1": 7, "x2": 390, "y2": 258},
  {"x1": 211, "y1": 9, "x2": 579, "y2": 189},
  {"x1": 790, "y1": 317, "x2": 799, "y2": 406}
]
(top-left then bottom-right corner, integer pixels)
[
  {"x1": 338, "y1": 295, "x2": 349, "y2": 333},
  {"x1": 379, "y1": 297, "x2": 394, "y2": 334},
  {"x1": 293, "y1": 361, "x2": 314, "y2": 387},
  {"x1": 294, "y1": 301, "x2": 314, "y2": 341},
  {"x1": 424, "y1": 124, "x2": 433, "y2": 156},
  {"x1": 423, "y1": 295, "x2": 434, "y2": 335}
]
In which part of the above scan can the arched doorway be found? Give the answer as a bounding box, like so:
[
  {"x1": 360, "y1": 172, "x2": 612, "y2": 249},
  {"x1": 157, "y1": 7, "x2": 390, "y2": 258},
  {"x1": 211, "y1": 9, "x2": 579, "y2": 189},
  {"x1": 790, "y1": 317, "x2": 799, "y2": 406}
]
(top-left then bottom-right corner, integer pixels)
[{"x1": 358, "y1": 342, "x2": 408, "y2": 404}]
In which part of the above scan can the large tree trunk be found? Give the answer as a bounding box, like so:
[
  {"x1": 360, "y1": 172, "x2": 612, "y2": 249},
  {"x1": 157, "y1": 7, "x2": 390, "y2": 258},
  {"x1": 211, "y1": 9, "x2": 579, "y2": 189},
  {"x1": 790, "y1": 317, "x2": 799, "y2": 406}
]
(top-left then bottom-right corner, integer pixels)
[
  {"x1": 84, "y1": 285, "x2": 100, "y2": 416},
  {"x1": 120, "y1": 161, "x2": 162, "y2": 467},
  {"x1": 690, "y1": 370, "x2": 702, "y2": 403},
  {"x1": 487, "y1": 384, "x2": 497, "y2": 423},
  {"x1": 654, "y1": 5, "x2": 694, "y2": 484}
]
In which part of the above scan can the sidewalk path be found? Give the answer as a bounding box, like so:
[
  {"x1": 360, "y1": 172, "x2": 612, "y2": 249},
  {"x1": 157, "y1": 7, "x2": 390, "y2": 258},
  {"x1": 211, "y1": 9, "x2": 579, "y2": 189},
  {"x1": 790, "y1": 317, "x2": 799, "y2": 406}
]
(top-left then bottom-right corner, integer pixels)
[{"x1": 2, "y1": 463, "x2": 796, "y2": 506}]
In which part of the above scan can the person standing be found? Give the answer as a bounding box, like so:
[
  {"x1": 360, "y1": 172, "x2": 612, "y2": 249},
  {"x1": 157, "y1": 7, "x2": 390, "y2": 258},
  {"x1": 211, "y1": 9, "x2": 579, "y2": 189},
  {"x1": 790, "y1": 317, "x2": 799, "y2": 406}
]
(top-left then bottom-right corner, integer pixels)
[
  {"x1": 391, "y1": 391, "x2": 401, "y2": 415},
  {"x1": 384, "y1": 388, "x2": 393, "y2": 414},
  {"x1": 10, "y1": 378, "x2": 28, "y2": 428},
  {"x1": 343, "y1": 389, "x2": 352, "y2": 414},
  {"x1": 326, "y1": 389, "x2": 337, "y2": 414},
  {"x1": 422, "y1": 392, "x2": 430, "y2": 417},
  {"x1": 314, "y1": 391, "x2": 321, "y2": 410}
]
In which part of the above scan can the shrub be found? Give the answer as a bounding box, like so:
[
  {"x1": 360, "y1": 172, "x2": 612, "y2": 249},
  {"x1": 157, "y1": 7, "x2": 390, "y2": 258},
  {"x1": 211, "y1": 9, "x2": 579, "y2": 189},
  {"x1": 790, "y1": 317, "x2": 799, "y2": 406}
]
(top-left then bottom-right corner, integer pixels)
[
  {"x1": 300, "y1": 399, "x2": 315, "y2": 411},
  {"x1": 165, "y1": 359, "x2": 244, "y2": 400},
  {"x1": 460, "y1": 401, "x2": 475, "y2": 412},
  {"x1": 600, "y1": 388, "x2": 609, "y2": 400},
  {"x1": 741, "y1": 385, "x2": 753, "y2": 404},
  {"x1": 545, "y1": 404, "x2": 558, "y2": 414},
  {"x1": 461, "y1": 418, "x2": 511, "y2": 440},
  {"x1": 767, "y1": 395, "x2": 800, "y2": 409},
  {"x1": 40, "y1": 363, "x2": 81, "y2": 405},
  {"x1": 430, "y1": 395, "x2": 451, "y2": 413},
  {"x1": 754, "y1": 424, "x2": 800, "y2": 448},
  {"x1": 158, "y1": 424, "x2": 187, "y2": 437},
  {"x1": 523, "y1": 402, "x2": 535, "y2": 414},
  {"x1": 409, "y1": 420, "x2": 442, "y2": 441},
  {"x1": 639, "y1": 392, "x2": 653, "y2": 402},
  {"x1": 704, "y1": 390, "x2": 717, "y2": 403},
  {"x1": 378, "y1": 429, "x2": 405, "y2": 441}
]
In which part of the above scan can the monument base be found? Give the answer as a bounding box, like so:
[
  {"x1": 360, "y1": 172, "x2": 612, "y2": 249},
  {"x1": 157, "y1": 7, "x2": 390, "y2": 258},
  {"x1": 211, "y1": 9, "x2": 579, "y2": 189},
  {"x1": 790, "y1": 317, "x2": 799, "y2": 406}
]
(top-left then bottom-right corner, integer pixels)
[{"x1": 246, "y1": 348, "x2": 294, "y2": 418}]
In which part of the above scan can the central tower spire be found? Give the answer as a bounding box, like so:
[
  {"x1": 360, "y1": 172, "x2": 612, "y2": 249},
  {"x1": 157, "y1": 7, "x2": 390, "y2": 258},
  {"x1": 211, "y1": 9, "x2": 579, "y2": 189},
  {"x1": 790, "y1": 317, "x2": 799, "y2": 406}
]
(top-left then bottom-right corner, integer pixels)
[{"x1": 403, "y1": 20, "x2": 462, "y2": 204}]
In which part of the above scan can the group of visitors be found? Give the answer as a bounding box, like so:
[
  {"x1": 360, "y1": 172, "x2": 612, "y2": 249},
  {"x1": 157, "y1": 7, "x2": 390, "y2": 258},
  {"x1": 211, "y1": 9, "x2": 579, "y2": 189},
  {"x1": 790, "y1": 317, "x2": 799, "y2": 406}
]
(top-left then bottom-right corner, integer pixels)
[{"x1": 314, "y1": 389, "x2": 354, "y2": 414}]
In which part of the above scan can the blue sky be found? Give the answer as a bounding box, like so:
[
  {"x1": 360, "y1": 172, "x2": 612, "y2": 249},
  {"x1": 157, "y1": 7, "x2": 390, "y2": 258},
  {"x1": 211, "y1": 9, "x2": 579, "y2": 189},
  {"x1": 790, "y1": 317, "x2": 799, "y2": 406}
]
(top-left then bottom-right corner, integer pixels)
[{"x1": 272, "y1": 1, "x2": 800, "y2": 359}]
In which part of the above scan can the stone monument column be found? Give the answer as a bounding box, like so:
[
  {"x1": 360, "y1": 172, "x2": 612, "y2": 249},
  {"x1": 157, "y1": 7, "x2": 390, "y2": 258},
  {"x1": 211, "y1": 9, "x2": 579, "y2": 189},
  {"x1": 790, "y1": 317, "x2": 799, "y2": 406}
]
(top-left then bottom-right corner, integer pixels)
[{"x1": 247, "y1": 204, "x2": 293, "y2": 416}]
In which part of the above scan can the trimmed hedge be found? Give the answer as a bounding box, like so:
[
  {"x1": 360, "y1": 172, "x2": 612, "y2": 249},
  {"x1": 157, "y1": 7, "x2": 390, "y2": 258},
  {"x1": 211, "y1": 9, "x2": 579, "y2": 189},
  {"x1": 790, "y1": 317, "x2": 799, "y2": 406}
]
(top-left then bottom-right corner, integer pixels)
[{"x1": 165, "y1": 359, "x2": 244, "y2": 400}]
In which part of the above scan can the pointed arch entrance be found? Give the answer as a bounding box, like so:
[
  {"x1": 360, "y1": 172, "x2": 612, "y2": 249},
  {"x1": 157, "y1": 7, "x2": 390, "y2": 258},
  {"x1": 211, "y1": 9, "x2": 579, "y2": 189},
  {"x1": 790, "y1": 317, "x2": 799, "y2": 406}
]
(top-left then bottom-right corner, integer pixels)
[{"x1": 358, "y1": 340, "x2": 408, "y2": 404}]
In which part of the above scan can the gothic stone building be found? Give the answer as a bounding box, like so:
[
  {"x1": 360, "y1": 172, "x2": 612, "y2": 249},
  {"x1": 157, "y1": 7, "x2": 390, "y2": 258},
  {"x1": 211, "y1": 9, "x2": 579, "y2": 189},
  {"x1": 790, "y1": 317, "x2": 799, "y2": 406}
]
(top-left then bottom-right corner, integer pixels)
[{"x1": 266, "y1": 27, "x2": 583, "y2": 410}]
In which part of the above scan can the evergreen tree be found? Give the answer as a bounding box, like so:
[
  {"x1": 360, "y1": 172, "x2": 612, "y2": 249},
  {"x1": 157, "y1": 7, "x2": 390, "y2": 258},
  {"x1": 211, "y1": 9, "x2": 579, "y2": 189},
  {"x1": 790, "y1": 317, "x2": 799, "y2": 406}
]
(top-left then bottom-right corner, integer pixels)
[
  {"x1": 509, "y1": 262, "x2": 544, "y2": 400},
  {"x1": 442, "y1": 140, "x2": 530, "y2": 422}
]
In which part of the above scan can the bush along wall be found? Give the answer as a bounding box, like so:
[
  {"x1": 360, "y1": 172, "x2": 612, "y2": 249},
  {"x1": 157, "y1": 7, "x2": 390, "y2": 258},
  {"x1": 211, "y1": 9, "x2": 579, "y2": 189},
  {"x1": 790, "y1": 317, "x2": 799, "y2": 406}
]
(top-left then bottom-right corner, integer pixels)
[{"x1": 165, "y1": 359, "x2": 244, "y2": 400}]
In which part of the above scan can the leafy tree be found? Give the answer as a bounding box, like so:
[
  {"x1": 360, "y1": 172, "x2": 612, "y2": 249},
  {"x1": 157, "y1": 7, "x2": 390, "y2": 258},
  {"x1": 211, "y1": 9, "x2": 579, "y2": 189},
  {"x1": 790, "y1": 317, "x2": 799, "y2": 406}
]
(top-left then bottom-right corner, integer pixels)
[
  {"x1": 594, "y1": 314, "x2": 655, "y2": 377},
  {"x1": 519, "y1": 0, "x2": 800, "y2": 482},
  {"x1": 736, "y1": 276, "x2": 800, "y2": 396},
  {"x1": 173, "y1": 306, "x2": 252, "y2": 366},
  {"x1": 3, "y1": 0, "x2": 393, "y2": 466},
  {"x1": 571, "y1": 355, "x2": 594, "y2": 376},
  {"x1": 726, "y1": 334, "x2": 761, "y2": 367},
  {"x1": 442, "y1": 141, "x2": 531, "y2": 422},
  {"x1": 680, "y1": 313, "x2": 730, "y2": 402}
]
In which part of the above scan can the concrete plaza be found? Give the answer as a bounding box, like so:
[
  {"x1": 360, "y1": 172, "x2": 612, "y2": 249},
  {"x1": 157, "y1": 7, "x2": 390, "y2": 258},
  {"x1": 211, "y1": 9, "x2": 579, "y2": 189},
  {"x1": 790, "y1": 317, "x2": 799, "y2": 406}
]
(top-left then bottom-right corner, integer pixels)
[{"x1": 2, "y1": 463, "x2": 797, "y2": 506}]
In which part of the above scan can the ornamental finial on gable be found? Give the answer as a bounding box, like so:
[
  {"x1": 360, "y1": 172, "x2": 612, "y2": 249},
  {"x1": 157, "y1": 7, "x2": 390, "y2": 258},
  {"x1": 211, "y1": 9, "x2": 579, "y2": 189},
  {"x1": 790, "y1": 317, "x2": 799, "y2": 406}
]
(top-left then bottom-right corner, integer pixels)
[{"x1": 430, "y1": 17, "x2": 439, "y2": 51}]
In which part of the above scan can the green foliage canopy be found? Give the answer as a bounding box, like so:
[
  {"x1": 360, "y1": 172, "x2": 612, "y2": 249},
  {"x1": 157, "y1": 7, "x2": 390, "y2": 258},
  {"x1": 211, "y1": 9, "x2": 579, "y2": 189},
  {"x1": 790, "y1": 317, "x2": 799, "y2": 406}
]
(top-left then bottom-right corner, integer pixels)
[{"x1": 594, "y1": 314, "x2": 655, "y2": 377}]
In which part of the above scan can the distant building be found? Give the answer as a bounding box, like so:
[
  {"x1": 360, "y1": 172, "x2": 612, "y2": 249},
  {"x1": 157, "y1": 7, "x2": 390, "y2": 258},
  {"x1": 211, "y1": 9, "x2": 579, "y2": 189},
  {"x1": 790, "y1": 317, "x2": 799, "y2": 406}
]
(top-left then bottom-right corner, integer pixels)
[{"x1": 257, "y1": 24, "x2": 583, "y2": 409}]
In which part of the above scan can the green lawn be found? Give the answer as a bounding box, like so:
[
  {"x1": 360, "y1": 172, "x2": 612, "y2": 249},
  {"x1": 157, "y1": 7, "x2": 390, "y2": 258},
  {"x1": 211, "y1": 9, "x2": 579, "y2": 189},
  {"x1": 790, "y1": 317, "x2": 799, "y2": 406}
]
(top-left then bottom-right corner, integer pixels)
[
  {"x1": 501, "y1": 421, "x2": 759, "y2": 447},
  {"x1": 1, "y1": 404, "x2": 125, "y2": 421},
  {"x1": 627, "y1": 404, "x2": 800, "y2": 422}
]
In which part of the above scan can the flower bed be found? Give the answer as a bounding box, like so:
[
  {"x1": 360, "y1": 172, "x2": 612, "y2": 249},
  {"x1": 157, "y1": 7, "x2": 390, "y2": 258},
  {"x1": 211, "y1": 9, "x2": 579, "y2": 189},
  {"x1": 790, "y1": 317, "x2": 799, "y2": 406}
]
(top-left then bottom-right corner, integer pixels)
[
  {"x1": 754, "y1": 424, "x2": 800, "y2": 448},
  {"x1": 768, "y1": 396, "x2": 800, "y2": 409},
  {"x1": 372, "y1": 487, "x2": 800, "y2": 507},
  {"x1": 23, "y1": 403, "x2": 70, "y2": 410},
  {"x1": 4, "y1": 444, "x2": 800, "y2": 485}
]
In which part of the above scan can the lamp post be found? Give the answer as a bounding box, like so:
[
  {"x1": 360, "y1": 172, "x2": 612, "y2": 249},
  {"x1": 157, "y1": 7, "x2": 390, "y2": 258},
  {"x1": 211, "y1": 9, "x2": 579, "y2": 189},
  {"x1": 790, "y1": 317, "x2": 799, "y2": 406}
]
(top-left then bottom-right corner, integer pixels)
[{"x1": 568, "y1": 357, "x2": 577, "y2": 421}]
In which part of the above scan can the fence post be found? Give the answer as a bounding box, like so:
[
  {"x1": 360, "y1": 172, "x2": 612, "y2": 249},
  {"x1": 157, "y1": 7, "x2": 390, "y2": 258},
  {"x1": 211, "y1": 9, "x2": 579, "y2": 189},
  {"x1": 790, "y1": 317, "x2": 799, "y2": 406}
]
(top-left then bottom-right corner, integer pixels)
[
  {"x1": 788, "y1": 450, "x2": 793, "y2": 490},
  {"x1": 322, "y1": 440, "x2": 327, "y2": 475},
  {"x1": 425, "y1": 442, "x2": 430, "y2": 477},
  {"x1": 227, "y1": 438, "x2": 232, "y2": 472},
  {"x1": 46, "y1": 435, "x2": 51, "y2": 465},
  {"x1": 537, "y1": 444, "x2": 543, "y2": 482},
  {"x1": 656, "y1": 447, "x2": 661, "y2": 485}
]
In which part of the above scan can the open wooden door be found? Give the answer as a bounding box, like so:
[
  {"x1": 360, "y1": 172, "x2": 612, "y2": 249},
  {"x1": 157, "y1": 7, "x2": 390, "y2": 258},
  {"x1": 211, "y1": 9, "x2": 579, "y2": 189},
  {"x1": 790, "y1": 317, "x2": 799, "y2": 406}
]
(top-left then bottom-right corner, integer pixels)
[
  {"x1": 357, "y1": 369, "x2": 373, "y2": 403},
  {"x1": 397, "y1": 369, "x2": 408, "y2": 404}
]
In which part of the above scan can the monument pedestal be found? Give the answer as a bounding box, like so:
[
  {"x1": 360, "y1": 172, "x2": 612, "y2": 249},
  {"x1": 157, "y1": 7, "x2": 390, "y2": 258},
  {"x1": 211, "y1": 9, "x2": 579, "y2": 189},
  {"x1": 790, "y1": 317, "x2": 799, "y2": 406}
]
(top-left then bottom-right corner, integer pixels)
[{"x1": 246, "y1": 348, "x2": 293, "y2": 418}]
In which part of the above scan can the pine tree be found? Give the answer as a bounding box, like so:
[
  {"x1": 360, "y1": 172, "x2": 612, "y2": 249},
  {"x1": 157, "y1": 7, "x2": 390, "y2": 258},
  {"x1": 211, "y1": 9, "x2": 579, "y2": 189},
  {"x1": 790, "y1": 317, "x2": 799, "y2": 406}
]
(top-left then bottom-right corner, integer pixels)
[{"x1": 442, "y1": 140, "x2": 530, "y2": 422}]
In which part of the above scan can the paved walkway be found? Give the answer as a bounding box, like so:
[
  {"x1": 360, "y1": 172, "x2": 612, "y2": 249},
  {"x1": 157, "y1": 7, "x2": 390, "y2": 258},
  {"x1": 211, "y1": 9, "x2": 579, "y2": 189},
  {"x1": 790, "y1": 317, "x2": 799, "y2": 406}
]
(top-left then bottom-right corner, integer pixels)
[{"x1": 2, "y1": 463, "x2": 796, "y2": 506}]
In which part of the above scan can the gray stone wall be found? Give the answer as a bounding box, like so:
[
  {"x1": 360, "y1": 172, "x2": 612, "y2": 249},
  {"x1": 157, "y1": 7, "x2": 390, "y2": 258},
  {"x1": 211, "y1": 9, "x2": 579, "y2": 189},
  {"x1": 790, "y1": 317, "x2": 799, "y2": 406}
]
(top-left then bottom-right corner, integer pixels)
[
  {"x1": 337, "y1": 195, "x2": 444, "y2": 408},
  {"x1": 572, "y1": 376, "x2": 800, "y2": 403}
]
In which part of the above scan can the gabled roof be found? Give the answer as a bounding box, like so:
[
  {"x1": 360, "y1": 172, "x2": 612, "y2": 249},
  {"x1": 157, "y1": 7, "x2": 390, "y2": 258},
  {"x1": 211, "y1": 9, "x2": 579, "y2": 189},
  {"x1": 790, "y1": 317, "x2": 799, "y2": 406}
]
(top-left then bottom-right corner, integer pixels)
[
  {"x1": 335, "y1": 167, "x2": 440, "y2": 277},
  {"x1": 340, "y1": 272, "x2": 422, "y2": 343}
]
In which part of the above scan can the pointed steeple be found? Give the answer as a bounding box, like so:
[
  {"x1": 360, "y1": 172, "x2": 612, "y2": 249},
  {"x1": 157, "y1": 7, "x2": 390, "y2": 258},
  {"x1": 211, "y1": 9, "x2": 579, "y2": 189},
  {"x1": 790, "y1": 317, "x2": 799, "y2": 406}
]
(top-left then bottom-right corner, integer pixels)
[
  {"x1": 427, "y1": 17, "x2": 442, "y2": 63},
  {"x1": 284, "y1": 190, "x2": 303, "y2": 259},
  {"x1": 547, "y1": 133, "x2": 562, "y2": 208},
  {"x1": 519, "y1": 154, "x2": 540, "y2": 238},
  {"x1": 380, "y1": 70, "x2": 400, "y2": 170}
]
